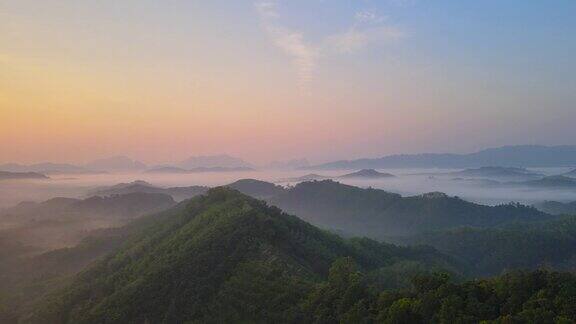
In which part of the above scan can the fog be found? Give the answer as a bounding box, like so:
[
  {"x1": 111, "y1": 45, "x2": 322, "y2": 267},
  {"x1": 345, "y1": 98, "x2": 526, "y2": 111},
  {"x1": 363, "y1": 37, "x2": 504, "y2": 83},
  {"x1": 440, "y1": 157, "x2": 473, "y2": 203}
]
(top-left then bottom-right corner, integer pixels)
[{"x1": 2, "y1": 167, "x2": 576, "y2": 211}]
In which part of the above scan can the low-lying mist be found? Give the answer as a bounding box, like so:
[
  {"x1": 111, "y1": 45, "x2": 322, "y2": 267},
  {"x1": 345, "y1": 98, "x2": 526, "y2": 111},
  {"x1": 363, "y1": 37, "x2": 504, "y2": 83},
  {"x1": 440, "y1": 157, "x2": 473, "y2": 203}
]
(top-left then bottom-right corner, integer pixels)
[{"x1": 1, "y1": 167, "x2": 575, "y2": 210}]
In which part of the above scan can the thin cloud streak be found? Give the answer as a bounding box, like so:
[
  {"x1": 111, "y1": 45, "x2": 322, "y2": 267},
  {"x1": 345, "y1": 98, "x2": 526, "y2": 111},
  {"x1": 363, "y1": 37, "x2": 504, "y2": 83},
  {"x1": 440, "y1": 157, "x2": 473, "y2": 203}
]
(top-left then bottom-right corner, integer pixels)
[
  {"x1": 256, "y1": 1, "x2": 319, "y2": 91},
  {"x1": 255, "y1": 1, "x2": 405, "y2": 92}
]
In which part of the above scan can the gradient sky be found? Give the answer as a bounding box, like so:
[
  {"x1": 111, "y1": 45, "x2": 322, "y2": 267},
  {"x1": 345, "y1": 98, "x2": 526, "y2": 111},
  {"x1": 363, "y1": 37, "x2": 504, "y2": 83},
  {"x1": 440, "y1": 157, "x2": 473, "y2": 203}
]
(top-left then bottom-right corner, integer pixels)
[{"x1": 1, "y1": 0, "x2": 575, "y2": 164}]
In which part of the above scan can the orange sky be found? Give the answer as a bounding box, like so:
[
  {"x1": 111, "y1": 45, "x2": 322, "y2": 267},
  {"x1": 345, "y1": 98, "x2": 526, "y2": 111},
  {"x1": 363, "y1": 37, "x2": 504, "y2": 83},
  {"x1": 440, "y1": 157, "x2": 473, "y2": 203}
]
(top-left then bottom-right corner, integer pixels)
[{"x1": 2, "y1": 1, "x2": 575, "y2": 164}]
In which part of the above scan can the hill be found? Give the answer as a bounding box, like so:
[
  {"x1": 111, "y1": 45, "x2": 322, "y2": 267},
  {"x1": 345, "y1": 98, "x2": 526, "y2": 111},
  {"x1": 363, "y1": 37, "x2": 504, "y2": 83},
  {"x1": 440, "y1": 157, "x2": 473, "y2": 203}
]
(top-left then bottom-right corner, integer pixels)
[
  {"x1": 339, "y1": 169, "x2": 395, "y2": 179},
  {"x1": 226, "y1": 179, "x2": 287, "y2": 198},
  {"x1": 268, "y1": 180, "x2": 551, "y2": 237},
  {"x1": 0, "y1": 171, "x2": 49, "y2": 180},
  {"x1": 91, "y1": 180, "x2": 209, "y2": 201},
  {"x1": 409, "y1": 216, "x2": 576, "y2": 276},
  {"x1": 281, "y1": 173, "x2": 332, "y2": 182},
  {"x1": 534, "y1": 200, "x2": 576, "y2": 215},
  {"x1": 307, "y1": 145, "x2": 576, "y2": 170},
  {"x1": 449, "y1": 166, "x2": 542, "y2": 181},
  {"x1": 0, "y1": 192, "x2": 175, "y2": 252},
  {"x1": 25, "y1": 188, "x2": 457, "y2": 323}
]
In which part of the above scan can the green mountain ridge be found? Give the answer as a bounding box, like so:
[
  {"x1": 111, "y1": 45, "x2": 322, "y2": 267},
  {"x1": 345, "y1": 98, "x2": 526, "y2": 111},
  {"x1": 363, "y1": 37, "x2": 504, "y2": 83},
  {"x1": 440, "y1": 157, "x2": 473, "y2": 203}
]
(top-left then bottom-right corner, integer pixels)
[
  {"x1": 22, "y1": 187, "x2": 457, "y2": 323},
  {"x1": 269, "y1": 180, "x2": 551, "y2": 237}
]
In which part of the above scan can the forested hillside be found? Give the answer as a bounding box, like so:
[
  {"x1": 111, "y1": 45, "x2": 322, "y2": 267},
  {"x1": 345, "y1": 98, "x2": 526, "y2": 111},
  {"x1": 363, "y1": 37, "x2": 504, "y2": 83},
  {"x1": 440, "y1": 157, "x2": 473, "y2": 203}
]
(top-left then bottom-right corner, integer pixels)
[
  {"x1": 20, "y1": 188, "x2": 457, "y2": 323},
  {"x1": 410, "y1": 216, "x2": 576, "y2": 276},
  {"x1": 269, "y1": 180, "x2": 551, "y2": 237}
]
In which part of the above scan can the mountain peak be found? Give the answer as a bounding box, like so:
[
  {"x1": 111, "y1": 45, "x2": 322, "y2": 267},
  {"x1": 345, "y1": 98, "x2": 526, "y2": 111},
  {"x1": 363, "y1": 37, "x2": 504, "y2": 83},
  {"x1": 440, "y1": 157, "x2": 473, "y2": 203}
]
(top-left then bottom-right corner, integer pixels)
[
  {"x1": 339, "y1": 169, "x2": 395, "y2": 179},
  {"x1": 28, "y1": 186, "x2": 455, "y2": 323}
]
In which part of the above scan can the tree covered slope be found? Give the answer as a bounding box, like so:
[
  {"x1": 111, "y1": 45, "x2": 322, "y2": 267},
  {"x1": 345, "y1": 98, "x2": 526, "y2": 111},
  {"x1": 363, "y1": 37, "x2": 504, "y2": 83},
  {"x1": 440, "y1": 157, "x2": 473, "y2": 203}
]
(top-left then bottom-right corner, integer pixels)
[
  {"x1": 269, "y1": 180, "x2": 551, "y2": 237},
  {"x1": 25, "y1": 188, "x2": 457, "y2": 324}
]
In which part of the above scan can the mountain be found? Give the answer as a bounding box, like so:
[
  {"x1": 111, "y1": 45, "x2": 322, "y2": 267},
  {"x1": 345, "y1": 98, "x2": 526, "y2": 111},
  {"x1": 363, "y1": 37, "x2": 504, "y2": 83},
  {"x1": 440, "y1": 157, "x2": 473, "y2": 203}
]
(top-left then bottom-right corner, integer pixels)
[
  {"x1": 178, "y1": 154, "x2": 252, "y2": 169},
  {"x1": 25, "y1": 188, "x2": 457, "y2": 323},
  {"x1": 518, "y1": 175, "x2": 576, "y2": 189},
  {"x1": 188, "y1": 166, "x2": 254, "y2": 172},
  {"x1": 226, "y1": 179, "x2": 287, "y2": 198},
  {"x1": 0, "y1": 171, "x2": 49, "y2": 180},
  {"x1": 144, "y1": 166, "x2": 190, "y2": 174},
  {"x1": 0, "y1": 163, "x2": 102, "y2": 175},
  {"x1": 308, "y1": 145, "x2": 576, "y2": 170},
  {"x1": 339, "y1": 169, "x2": 395, "y2": 179},
  {"x1": 268, "y1": 158, "x2": 310, "y2": 170},
  {"x1": 534, "y1": 201, "x2": 576, "y2": 215},
  {"x1": 268, "y1": 180, "x2": 551, "y2": 237},
  {"x1": 409, "y1": 216, "x2": 576, "y2": 276},
  {"x1": 145, "y1": 166, "x2": 254, "y2": 174},
  {"x1": 449, "y1": 166, "x2": 542, "y2": 181},
  {"x1": 0, "y1": 192, "x2": 175, "y2": 252},
  {"x1": 280, "y1": 173, "x2": 332, "y2": 182},
  {"x1": 84, "y1": 156, "x2": 146, "y2": 172},
  {"x1": 91, "y1": 180, "x2": 209, "y2": 201}
]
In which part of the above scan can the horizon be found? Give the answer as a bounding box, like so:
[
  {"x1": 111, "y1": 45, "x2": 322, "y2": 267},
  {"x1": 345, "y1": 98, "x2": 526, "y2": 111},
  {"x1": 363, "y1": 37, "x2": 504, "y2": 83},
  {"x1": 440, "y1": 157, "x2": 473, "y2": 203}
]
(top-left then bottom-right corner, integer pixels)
[
  {"x1": 2, "y1": 1, "x2": 575, "y2": 164},
  {"x1": 3, "y1": 144, "x2": 576, "y2": 166}
]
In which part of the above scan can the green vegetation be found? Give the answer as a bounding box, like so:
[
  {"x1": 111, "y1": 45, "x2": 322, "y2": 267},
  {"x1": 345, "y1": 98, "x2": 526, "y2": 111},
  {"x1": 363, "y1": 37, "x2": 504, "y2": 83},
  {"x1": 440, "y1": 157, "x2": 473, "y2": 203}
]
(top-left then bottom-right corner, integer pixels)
[
  {"x1": 19, "y1": 188, "x2": 457, "y2": 323},
  {"x1": 410, "y1": 216, "x2": 576, "y2": 276},
  {"x1": 226, "y1": 178, "x2": 287, "y2": 198},
  {"x1": 1, "y1": 183, "x2": 575, "y2": 323},
  {"x1": 536, "y1": 201, "x2": 576, "y2": 216},
  {"x1": 269, "y1": 180, "x2": 550, "y2": 237},
  {"x1": 300, "y1": 261, "x2": 576, "y2": 323}
]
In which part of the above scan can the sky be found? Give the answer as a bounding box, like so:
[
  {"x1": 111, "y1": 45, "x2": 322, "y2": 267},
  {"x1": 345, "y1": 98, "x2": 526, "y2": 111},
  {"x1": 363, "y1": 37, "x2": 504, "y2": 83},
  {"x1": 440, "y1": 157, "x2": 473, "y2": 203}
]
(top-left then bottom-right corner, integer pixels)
[{"x1": 1, "y1": 0, "x2": 575, "y2": 165}]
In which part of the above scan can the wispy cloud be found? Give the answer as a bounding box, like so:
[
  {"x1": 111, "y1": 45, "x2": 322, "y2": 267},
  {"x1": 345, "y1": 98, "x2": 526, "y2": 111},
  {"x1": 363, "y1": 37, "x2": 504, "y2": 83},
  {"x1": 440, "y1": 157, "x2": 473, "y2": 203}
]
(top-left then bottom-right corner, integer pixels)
[
  {"x1": 255, "y1": 1, "x2": 319, "y2": 91},
  {"x1": 255, "y1": 1, "x2": 405, "y2": 92},
  {"x1": 325, "y1": 26, "x2": 404, "y2": 54},
  {"x1": 355, "y1": 10, "x2": 386, "y2": 24}
]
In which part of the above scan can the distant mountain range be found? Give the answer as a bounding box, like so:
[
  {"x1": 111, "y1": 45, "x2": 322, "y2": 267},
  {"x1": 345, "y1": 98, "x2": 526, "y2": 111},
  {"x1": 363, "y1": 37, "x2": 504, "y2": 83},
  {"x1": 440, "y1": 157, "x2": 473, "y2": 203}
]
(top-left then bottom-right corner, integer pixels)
[
  {"x1": 518, "y1": 175, "x2": 576, "y2": 189},
  {"x1": 307, "y1": 145, "x2": 576, "y2": 170},
  {"x1": 0, "y1": 163, "x2": 104, "y2": 175},
  {"x1": 84, "y1": 156, "x2": 147, "y2": 172},
  {"x1": 0, "y1": 171, "x2": 49, "y2": 180},
  {"x1": 0, "y1": 154, "x2": 253, "y2": 175},
  {"x1": 145, "y1": 166, "x2": 254, "y2": 174},
  {"x1": 178, "y1": 154, "x2": 253, "y2": 169},
  {"x1": 267, "y1": 158, "x2": 310, "y2": 170},
  {"x1": 279, "y1": 169, "x2": 395, "y2": 183},
  {"x1": 449, "y1": 166, "x2": 542, "y2": 181}
]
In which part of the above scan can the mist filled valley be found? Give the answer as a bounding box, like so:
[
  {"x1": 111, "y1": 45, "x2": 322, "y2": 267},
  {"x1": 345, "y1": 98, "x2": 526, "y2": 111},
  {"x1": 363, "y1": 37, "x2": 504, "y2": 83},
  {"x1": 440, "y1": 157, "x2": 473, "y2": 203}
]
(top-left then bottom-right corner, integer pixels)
[
  {"x1": 3, "y1": 149, "x2": 576, "y2": 322},
  {"x1": 3, "y1": 0, "x2": 576, "y2": 322}
]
